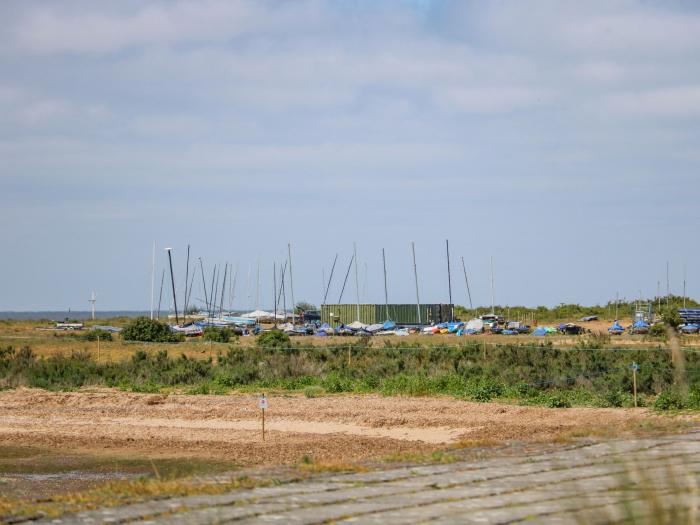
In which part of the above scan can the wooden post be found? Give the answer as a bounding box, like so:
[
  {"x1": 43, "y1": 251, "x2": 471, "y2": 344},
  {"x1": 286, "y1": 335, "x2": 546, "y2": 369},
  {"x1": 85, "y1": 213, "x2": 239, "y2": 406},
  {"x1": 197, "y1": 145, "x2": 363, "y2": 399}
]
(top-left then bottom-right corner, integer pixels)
[
  {"x1": 262, "y1": 406, "x2": 265, "y2": 441},
  {"x1": 347, "y1": 346, "x2": 351, "y2": 368},
  {"x1": 483, "y1": 339, "x2": 486, "y2": 360},
  {"x1": 97, "y1": 335, "x2": 100, "y2": 362},
  {"x1": 632, "y1": 363, "x2": 638, "y2": 408}
]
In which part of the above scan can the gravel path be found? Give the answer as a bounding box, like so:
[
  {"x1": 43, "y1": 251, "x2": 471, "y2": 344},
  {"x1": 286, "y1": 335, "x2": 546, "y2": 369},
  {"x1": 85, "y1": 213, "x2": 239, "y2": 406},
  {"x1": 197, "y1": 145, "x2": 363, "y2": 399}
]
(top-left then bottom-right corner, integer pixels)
[{"x1": 35, "y1": 431, "x2": 700, "y2": 524}]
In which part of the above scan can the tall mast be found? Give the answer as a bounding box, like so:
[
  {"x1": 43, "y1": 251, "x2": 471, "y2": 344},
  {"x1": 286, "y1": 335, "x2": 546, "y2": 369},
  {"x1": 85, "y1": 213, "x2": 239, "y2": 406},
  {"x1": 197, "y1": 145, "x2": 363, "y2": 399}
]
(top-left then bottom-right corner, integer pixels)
[
  {"x1": 280, "y1": 261, "x2": 287, "y2": 320},
  {"x1": 288, "y1": 243, "x2": 296, "y2": 325},
  {"x1": 157, "y1": 269, "x2": 165, "y2": 320},
  {"x1": 230, "y1": 264, "x2": 238, "y2": 311},
  {"x1": 353, "y1": 242, "x2": 360, "y2": 322},
  {"x1": 461, "y1": 256, "x2": 473, "y2": 310},
  {"x1": 323, "y1": 254, "x2": 338, "y2": 306},
  {"x1": 273, "y1": 262, "x2": 277, "y2": 325},
  {"x1": 615, "y1": 291, "x2": 619, "y2": 319},
  {"x1": 165, "y1": 247, "x2": 179, "y2": 325},
  {"x1": 255, "y1": 259, "x2": 261, "y2": 312},
  {"x1": 183, "y1": 244, "x2": 190, "y2": 324},
  {"x1": 338, "y1": 254, "x2": 354, "y2": 303},
  {"x1": 210, "y1": 265, "x2": 219, "y2": 318},
  {"x1": 150, "y1": 241, "x2": 156, "y2": 320},
  {"x1": 411, "y1": 241, "x2": 421, "y2": 325},
  {"x1": 666, "y1": 261, "x2": 670, "y2": 307},
  {"x1": 219, "y1": 263, "x2": 228, "y2": 316},
  {"x1": 382, "y1": 248, "x2": 389, "y2": 320},
  {"x1": 684, "y1": 262, "x2": 687, "y2": 308},
  {"x1": 198, "y1": 258, "x2": 209, "y2": 318},
  {"x1": 186, "y1": 271, "x2": 196, "y2": 313},
  {"x1": 446, "y1": 239, "x2": 453, "y2": 321},
  {"x1": 490, "y1": 255, "x2": 495, "y2": 315}
]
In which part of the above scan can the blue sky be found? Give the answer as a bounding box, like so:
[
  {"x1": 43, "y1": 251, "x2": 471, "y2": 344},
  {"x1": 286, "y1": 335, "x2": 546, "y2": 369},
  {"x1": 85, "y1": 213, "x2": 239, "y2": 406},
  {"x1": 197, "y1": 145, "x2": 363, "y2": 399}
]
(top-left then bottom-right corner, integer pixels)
[{"x1": 1, "y1": 0, "x2": 699, "y2": 311}]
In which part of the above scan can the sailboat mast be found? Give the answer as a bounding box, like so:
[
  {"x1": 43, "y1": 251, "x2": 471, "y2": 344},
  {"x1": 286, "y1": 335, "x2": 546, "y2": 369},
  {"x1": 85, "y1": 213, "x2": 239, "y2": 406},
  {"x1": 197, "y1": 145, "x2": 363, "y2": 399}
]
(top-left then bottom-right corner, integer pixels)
[
  {"x1": 461, "y1": 256, "x2": 473, "y2": 310},
  {"x1": 446, "y1": 239, "x2": 453, "y2": 321},
  {"x1": 684, "y1": 263, "x2": 687, "y2": 308},
  {"x1": 412, "y1": 241, "x2": 421, "y2": 325},
  {"x1": 273, "y1": 262, "x2": 277, "y2": 325},
  {"x1": 280, "y1": 261, "x2": 287, "y2": 320},
  {"x1": 198, "y1": 258, "x2": 209, "y2": 318},
  {"x1": 338, "y1": 254, "x2": 354, "y2": 303},
  {"x1": 490, "y1": 255, "x2": 495, "y2": 315},
  {"x1": 183, "y1": 244, "x2": 190, "y2": 324},
  {"x1": 210, "y1": 265, "x2": 219, "y2": 318},
  {"x1": 382, "y1": 248, "x2": 389, "y2": 320},
  {"x1": 219, "y1": 263, "x2": 228, "y2": 316},
  {"x1": 166, "y1": 247, "x2": 179, "y2": 325},
  {"x1": 288, "y1": 243, "x2": 296, "y2": 325},
  {"x1": 323, "y1": 254, "x2": 338, "y2": 305},
  {"x1": 353, "y1": 242, "x2": 360, "y2": 322},
  {"x1": 255, "y1": 259, "x2": 260, "y2": 313},
  {"x1": 157, "y1": 268, "x2": 165, "y2": 320},
  {"x1": 150, "y1": 241, "x2": 156, "y2": 320}
]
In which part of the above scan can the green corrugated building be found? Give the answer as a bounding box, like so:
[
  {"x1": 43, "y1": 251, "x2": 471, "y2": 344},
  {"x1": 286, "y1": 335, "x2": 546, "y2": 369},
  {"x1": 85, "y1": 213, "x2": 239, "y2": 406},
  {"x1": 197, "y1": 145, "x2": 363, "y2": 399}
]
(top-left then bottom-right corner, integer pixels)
[{"x1": 320, "y1": 304, "x2": 454, "y2": 325}]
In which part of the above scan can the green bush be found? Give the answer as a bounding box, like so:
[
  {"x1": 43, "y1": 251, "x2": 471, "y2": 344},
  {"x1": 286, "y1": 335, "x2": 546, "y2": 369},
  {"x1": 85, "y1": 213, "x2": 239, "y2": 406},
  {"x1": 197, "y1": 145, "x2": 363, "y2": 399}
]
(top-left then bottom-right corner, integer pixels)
[
  {"x1": 256, "y1": 330, "x2": 290, "y2": 348},
  {"x1": 654, "y1": 390, "x2": 685, "y2": 411},
  {"x1": 203, "y1": 327, "x2": 231, "y2": 343},
  {"x1": 548, "y1": 394, "x2": 571, "y2": 408},
  {"x1": 121, "y1": 317, "x2": 182, "y2": 343},
  {"x1": 687, "y1": 387, "x2": 700, "y2": 410},
  {"x1": 303, "y1": 386, "x2": 325, "y2": 398}
]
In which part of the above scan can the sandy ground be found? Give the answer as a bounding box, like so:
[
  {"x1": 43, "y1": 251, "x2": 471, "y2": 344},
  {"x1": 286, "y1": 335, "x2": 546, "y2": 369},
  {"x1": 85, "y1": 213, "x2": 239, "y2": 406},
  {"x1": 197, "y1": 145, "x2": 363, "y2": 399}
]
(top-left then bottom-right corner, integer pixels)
[{"x1": 0, "y1": 389, "x2": 686, "y2": 467}]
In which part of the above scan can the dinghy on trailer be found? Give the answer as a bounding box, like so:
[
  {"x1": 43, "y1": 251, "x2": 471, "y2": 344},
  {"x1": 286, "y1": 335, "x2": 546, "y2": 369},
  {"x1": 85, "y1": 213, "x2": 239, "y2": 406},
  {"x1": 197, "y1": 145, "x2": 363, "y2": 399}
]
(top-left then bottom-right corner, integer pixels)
[{"x1": 608, "y1": 320, "x2": 625, "y2": 335}]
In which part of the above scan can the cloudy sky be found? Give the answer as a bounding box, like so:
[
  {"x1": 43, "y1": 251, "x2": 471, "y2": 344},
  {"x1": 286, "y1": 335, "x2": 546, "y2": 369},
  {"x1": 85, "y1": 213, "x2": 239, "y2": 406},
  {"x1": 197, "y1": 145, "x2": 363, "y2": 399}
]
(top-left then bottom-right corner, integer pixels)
[{"x1": 1, "y1": 0, "x2": 699, "y2": 311}]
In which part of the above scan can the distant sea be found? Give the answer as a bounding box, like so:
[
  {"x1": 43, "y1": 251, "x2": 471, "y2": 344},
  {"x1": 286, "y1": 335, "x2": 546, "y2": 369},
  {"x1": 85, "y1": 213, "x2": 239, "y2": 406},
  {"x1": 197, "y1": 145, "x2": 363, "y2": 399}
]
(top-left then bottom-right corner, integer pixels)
[{"x1": 0, "y1": 311, "x2": 152, "y2": 321}]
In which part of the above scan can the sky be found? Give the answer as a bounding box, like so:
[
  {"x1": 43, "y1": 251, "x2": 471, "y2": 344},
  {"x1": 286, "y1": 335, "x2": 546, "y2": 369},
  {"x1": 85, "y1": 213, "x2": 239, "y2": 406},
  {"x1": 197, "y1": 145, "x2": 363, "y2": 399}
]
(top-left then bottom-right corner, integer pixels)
[{"x1": 1, "y1": 0, "x2": 699, "y2": 312}]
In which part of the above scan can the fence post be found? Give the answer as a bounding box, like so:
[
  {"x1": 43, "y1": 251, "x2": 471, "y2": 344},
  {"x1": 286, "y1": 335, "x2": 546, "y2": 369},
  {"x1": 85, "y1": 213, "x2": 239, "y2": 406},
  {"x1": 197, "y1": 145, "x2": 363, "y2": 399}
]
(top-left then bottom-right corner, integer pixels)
[
  {"x1": 631, "y1": 362, "x2": 639, "y2": 408},
  {"x1": 347, "y1": 345, "x2": 351, "y2": 368},
  {"x1": 483, "y1": 339, "x2": 486, "y2": 360},
  {"x1": 97, "y1": 335, "x2": 100, "y2": 362}
]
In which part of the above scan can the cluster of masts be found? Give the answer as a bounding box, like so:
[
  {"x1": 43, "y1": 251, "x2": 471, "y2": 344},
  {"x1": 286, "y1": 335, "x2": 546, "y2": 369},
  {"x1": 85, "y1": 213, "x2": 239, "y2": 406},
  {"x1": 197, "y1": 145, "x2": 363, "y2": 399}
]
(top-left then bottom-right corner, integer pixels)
[
  {"x1": 146, "y1": 240, "x2": 497, "y2": 327},
  {"x1": 149, "y1": 243, "x2": 300, "y2": 326}
]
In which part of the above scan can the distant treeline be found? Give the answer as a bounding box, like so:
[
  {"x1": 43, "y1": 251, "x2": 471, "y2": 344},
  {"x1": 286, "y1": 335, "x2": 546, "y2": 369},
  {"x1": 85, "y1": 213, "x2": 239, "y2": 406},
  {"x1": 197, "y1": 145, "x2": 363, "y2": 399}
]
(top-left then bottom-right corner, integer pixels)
[
  {"x1": 1, "y1": 341, "x2": 699, "y2": 410},
  {"x1": 455, "y1": 295, "x2": 699, "y2": 322}
]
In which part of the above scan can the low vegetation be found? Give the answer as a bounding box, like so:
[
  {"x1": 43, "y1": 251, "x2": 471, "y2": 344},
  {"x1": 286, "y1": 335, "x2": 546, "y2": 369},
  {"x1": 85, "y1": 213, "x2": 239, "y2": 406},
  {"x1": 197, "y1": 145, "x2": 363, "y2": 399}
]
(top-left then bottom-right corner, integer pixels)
[
  {"x1": 121, "y1": 317, "x2": 183, "y2": 343},
  {"x1": 1, "y1": 340, "x2": 700, "y2": 410}
]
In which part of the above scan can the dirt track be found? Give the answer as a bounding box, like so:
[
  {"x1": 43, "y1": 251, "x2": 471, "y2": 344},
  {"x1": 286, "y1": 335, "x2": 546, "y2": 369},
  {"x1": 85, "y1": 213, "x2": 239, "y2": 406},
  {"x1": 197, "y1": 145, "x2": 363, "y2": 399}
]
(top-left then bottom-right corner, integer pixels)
[{"x1": 0, "y1": 389, "x2": 686, "y2": 466}]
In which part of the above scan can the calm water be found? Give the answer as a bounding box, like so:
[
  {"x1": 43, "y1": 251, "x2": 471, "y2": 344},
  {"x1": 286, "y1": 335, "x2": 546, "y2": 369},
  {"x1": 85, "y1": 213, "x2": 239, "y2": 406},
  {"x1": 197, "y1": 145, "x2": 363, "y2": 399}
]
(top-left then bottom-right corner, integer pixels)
[{"x1": 0, "y1": 310, "x2": 151, "y2": 321}]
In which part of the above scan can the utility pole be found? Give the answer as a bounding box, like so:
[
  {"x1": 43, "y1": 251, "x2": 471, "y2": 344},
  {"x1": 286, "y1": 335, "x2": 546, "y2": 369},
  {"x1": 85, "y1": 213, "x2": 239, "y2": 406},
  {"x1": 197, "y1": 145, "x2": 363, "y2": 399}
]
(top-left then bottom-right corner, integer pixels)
[{"x1": 354, "y1": 242, "x2": 360, "y2": 322}]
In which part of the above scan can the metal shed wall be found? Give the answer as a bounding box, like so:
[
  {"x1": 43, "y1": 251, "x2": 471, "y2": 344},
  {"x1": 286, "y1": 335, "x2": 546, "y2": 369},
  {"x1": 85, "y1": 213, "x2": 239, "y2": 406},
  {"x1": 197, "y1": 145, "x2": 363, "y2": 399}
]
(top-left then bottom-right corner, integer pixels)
[{"x1": 320, "y1": 304, "x2": 454, "y2": 325}]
